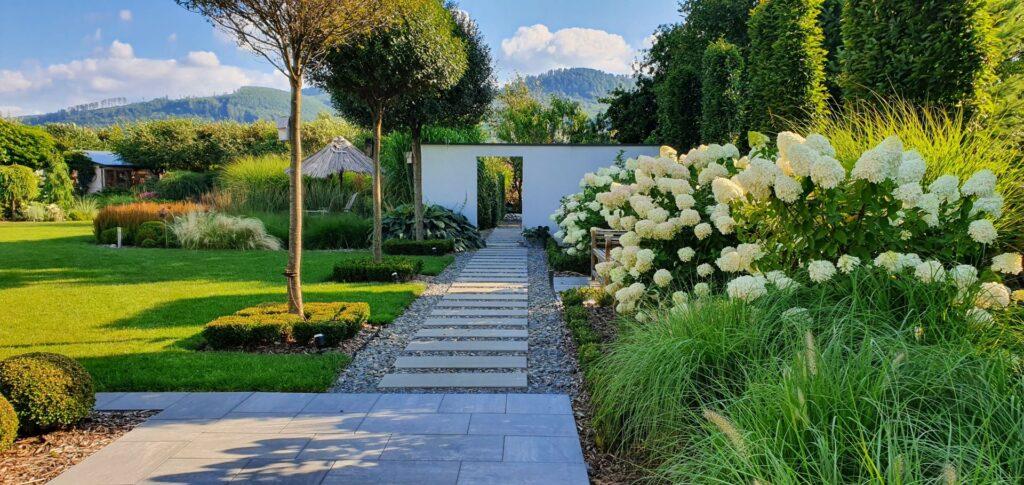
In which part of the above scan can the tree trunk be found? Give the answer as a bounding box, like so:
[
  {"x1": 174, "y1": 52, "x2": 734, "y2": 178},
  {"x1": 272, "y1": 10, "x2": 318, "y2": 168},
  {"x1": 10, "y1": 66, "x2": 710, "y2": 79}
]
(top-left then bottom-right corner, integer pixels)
[
  {"x1": 412, "y1": 123, "x2": 424, "y2": 241},
  {"x1": 286, "y1": 76, "x2": 305, "y2": 317},
  {"x1": 372, "y1": 107, "x2": 384, "y2": 263}
]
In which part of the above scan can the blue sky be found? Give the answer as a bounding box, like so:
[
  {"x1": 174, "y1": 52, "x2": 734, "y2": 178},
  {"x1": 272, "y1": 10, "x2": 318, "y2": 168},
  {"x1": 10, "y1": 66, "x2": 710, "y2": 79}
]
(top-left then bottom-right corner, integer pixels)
[{"x1": 0, "y1": 0, "x2": 680, "y2": 115}]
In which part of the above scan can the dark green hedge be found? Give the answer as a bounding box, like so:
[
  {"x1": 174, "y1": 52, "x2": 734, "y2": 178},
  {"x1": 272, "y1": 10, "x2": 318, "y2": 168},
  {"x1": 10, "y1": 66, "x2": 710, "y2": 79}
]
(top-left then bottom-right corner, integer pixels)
[
  {"x1": 383, "y1": 238, "x2": 454, "y2": 255},
  {"x1": 330, "y1": 257, "x2": 424, "y2": 282},
  {"x1": 700, "y1": 38, "x2": 745, "y2": 143},
  {"x1": 0, "y1": 353, "x2": 95, "y2": 432},
  {"x1": 477, "y1": 160, "x2": 505, "y2": 230},
  {"x1": 841, "y1": 0, "x2": 997, "y2": 112},
  {"x1": 746, "y1": 0, "x2": 828, "y2": 132},
  {"x1": 546, "y1": 239, "x2": 589, "y2": 273},
  {"x1": 0, "y1": 394, "x2": 15, "y2": 452},
  {"x1": 203, "y1": 302, "x2": 370, "y2": 349}
]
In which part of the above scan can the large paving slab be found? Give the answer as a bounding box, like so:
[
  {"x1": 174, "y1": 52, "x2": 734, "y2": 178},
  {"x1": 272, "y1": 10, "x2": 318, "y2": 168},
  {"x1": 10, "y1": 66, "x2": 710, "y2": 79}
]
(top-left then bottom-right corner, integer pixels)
[
  {"x1": 59, "y1": 393, "x2": 587, "y2": 484},
  {"x1": 394, "y1": 356, "x2": 528, "y2": 369},
  {"x1": 442, "y1": 293, "x2": 529, "y2": 300},
  {"x1": 435, "y1": 300, "x2": 529, "y2": 308},
  {"x1": 430, "y1": 309, "x2": 529, "y2": 317},
  {"x1": 414, "y1": 328, "x2": 528, "y2": 338},
  {"x1": 421, "y1": 317, "x2": 528, "y2": 327},
  {"x1": 406, "y1": 340, "x2": 528, "y2": 352},
  {"x1": 378, "y1": 373, "x2": 528, "y2": 389}
]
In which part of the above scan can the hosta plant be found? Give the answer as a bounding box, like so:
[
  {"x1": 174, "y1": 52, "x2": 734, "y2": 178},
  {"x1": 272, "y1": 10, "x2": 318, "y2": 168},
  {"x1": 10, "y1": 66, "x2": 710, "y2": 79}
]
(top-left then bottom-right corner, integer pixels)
[{"x1": 381, "y1": 204, "x2": 484, "y2": 252}]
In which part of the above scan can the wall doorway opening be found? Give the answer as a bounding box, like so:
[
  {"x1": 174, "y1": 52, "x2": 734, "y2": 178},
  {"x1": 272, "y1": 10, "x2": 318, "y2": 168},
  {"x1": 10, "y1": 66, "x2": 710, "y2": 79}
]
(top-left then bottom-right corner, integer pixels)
[{"x1": 477, "y1": 156, "x2": 523, "y2": 229}]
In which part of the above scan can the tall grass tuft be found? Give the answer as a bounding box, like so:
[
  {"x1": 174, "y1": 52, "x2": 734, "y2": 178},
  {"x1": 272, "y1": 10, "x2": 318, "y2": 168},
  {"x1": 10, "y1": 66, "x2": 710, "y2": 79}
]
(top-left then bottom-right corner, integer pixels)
[
  {"x1": 170, "y1": 212, "x2": 281, "y2": 250},
  {"x1": 217, "y1": 154, "x2": 371, "y2": 215},
  {"x1": 806, "y1": 100, "x2": 1024, "y2": 248},
  {"x1": 93, "y1": 201, "x2": 202, "y2": 242},
  {"x1": 67, "y1": 197, "x2": 99, "y2": 221}
]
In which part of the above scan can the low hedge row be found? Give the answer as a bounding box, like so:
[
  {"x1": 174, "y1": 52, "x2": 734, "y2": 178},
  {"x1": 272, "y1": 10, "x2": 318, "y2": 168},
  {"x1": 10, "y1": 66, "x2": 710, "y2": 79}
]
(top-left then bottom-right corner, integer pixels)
[
  {"x1": 203, "y1": 302, "x2": 370, "y2": 350},
  {"x1": 560, "y1": 287, "x2": 612, "y2": 373},
  {"x1": 0, "y1": 352, "x2": 95, "y2": 437},
  {"x1": 330, "y1": 257, "x2": 423, "y2": 282},
  {"x1": 383, "y1": 238, "x2": 454, "y2": 255},
  {"x1": 546, "y1": 239, "x2": 589, "y2": 273}
]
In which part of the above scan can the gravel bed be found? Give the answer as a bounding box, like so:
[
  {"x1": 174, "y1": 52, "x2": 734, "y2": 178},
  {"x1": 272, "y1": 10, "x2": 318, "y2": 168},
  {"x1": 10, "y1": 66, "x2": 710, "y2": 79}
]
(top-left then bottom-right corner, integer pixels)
[
  {"x1": 331, "y1": 236, "x2": 579, "y2": 394},
  {"x1": 329, "y1": 250, "x2": 473, "y2": 392}
]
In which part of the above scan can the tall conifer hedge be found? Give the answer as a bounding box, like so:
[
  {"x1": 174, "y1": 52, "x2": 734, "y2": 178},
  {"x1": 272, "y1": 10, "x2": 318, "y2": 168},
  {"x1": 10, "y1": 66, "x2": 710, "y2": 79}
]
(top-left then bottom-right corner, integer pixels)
[{"x1": 700, "y1": 38, "x2": 745, "y2": 143}]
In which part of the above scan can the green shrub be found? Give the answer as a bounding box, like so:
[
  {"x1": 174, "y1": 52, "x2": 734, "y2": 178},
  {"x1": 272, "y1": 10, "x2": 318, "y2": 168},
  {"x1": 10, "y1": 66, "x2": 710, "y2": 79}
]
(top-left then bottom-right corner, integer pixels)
[
  {"x1": 0, "y1": 394, "x2": 16, "y2": 451},
  {"x1": 383, "y1": 238, "x2": 454, "y2": 255},
  {"x1": 134, "y1": 221, "x2": 172, "y2": 247},
  {"x1": 21, "y1": 202, "x2": 49, "y2": 222},
  {"x1": 0, "y1": 353, "x2": 95, "y2": 432},
  {"x1": 304, "y1": 213, "x2": 372, "y2": 249},
  {"x1": 841, "y1": 0, "x2": 998, "y2": 113},
  {"x1": 112, "y1": 118, "x2": 281, "y2": 172},
  {"x1": 577, "y1": 342, "x2": 602, "y2": 373},
  {"x1": 98, "y1": 227, "x2": 119, "y2": 245},
  {"x1": 700, "y1": 38, "x2": 745, "y2": 143},
  {"x1": 746, "y1": 0, "x2": 828, "y2": 132},
  {"x1": 563, "y1": 305, "x2": 588, "y2": 324},
  {"x1": 382, "y1": 204, "x2": 485, "y2": 252},
  {"x1": 0, "y1": 119, "x2": 61, "y2": 169},
  {"x1": 292, "y1": 302, "x2": 370, "y2": 345},
  {"x1": 203, "y1": 302, "x2": 370, "y2": 349},
  {"x1": 0, "y1": 164, "x2": 40, "y2": 219},
  {"x1": 545, "y1": 239, "x2": 589, "y2": 273},
  {"x1": 40, "y1": 159, "x2": 75, "y2": 209},
  {"x1": 153, "y1": 171, "x2": 214, "y2": 200},
  {"x1": 477, "y1": 159, "x2": 506, "y2": 230},
  {"x1": 170, "y1": 212, "x2": 281, "y2": 250},
  {"x1": 330, "y1": 257, "x2": 423, "y2": 282}
]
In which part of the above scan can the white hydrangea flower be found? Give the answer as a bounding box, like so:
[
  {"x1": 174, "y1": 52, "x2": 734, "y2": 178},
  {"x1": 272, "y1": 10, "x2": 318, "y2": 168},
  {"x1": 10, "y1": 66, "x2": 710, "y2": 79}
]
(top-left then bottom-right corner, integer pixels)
[
  {"x1": 712, "y1": 215, "x2": 735, "y2": 235},
  {"x1": 991, "y1": 253, "x2": 1023, "y2": 275},
  {"x1": 976, "y1": 282, "x2": 1011, "y2": 309},
  {"x1": 693, "y1": 282, "x2": 711, "y2": 298},
  {"x1": 653, "y1": 269, "x2": 673, "y2": 287},
  {"x1": 619, "y1": 231, "x2": 639, "y2": 247},
  {"x1": 677, "y1": 247, "x2": 696, "y2": 262},
  {"x1": 672, "y1": 291, "x2": 689, "y2": 306},
  {"x1": 609, "y1": 266, "x2": 627, "y2": 284},
  {"x1": 595, "y1": 261, "x2": 614, "y2": 278},
  {"x1": 694, "y1": 223, "x2": 713, "y2": 240},
  {"x1": 653, "y1": 222, "x2": 677, "y2": 240},
  {"x1": 914, "y1": 260, "x2": 946, "y2": 283},
  {"x1": 898, "y1": 253, "x2": 922, "y2": 271},
  {"x1": 894, "y1": 183, "x2": 923, "y2": 207},
  {"x1": 807, "y1": 260, "x2": 837, "y2": 283},
  {"x1": 773, "y1": 174, "x2": 802, "y2": 203},
  {"x1": 949, "y1": 264, "x2": 978, "y2": 289},
  {"x1": 804, "y1": 133, "x2": 836, "y2": 157},
  {"x1": 776, "y1": 132, "x2": 806, "y2": 166},
  {"x1": 636, "y1": 248, "x2": 655, "y2": 264},
  {"x1": 874, "y1": 251, "x2": 903, "y2": 273},
  {"x1": 726, "y1": 275, "x2": 767, "y2": 302},
  {"x1": 896, "y1": 150, "x2": 926, "y2": 184},
  {"x1": 809, "y1": 156, "x2": 846, "y2": 189},
  {"x1": 675, "y1": 193, "x2": 696, "y2": 210},
  {"x1": 971, "y1": 194, "x2": 1004, "y2": 218},
  {"x1": 851, "y1": 148, "x2": 890, "y2": 183},
  {"x1": 619, "y1": 216, "x2": 637, "y2": 231},
  {"x1": 961, "y1": 169, "x2": 996, "y2": 197},
  {"x1": 1013, "y1": 289, "x2": 1024, "y2": 302},
  {"x1": 966, "y1": 307, "x2": 994, "y2": 326},
  {"x1": 660, "y1": 145, "x2": 678, "y2": 159},
  {"x1": 711, "y1": 177, "x2": 745, "y2": 204},
  {"x1": 968, "y1": 219, "x2": 997, "y2": 244},
  {"x1": 697, "y1": 263, "x2": 714, "y2": 278},
  {"x1": 836, "y1": 254, "x2": 861, "y2": 274},
  {"x1": 697, "y1": 162, "x2": 729, "y2": 186},
  {"x1": 634, "y1": 219, "x2": 656, "y2": 239},
  {"x1": 766, "y1": 270, "x2": 797, "y2": 290},
  {"x1": 928, "y1": 175, "x2": 960, "y2": 204},
  {"x1": 734, "y1": 156, "x2": 750, "y2": 169},
  {"x1": 734, "y1": 158, "x2": 779, "y2": 201}
]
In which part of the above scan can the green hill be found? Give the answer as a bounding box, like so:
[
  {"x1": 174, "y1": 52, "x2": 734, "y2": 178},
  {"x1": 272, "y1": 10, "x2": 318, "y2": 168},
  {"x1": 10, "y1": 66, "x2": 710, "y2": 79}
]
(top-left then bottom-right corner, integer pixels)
[
  {"x1": 522, "y1": 68, "x2": 635, "y2": 116},
  {"x1": 21, "y1": 86, "x2": 335, "y2": 127}
]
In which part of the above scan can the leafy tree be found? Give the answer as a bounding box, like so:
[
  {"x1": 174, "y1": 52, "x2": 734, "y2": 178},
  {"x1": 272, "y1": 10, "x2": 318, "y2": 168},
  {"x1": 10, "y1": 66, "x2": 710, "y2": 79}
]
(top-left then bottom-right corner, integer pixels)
[
  {"x1": 747, "y1": 0, "x2": 828, "y2": 133},
  {"x1": 0, "y1": 119, "x2": 61, "y2": 170},
  {"x1": 178, "y1": 0, "x2": 390, "y2": 315},
  {"x1": 329, "y1": 4, "x2": 493, "y2": 240},
  {"x1": 0, "y1": 165, "x2": 39, "y2": 219},
  {"x1": 841, "y1": 0, "x2": 998, "y2": 113},
  {"x1": 43, "y1": 123, "x2": 107, "y2": 152},
  {"x1": 112, "y1": 119, "x2": 280, "y2": 171},
  {"x1": 600, "y1": 78, "x2": 658, "y2": 143},
  {"x1": 313, "y1": 0, "x2": 468, "y2": 261},
  {"x1": 700, "y1": 38, "x2": 745, "y2": 143},
  {"x1": 986, "y1": 0, "x2": 1024, "y2": 146}
]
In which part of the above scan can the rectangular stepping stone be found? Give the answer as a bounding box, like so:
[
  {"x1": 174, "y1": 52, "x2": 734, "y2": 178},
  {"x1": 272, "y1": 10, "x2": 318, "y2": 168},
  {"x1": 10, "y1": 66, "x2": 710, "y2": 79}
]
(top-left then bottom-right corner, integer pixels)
[
  {"x1": 371, "y1": 393, "x2": 443, "y2": 413},
  {"x1": 325, "y1": 460, "x2": 460, "y2": 484},
  {"x1": 436, "y1": 300, "x2": 528, "y2": 308},
  {"x1": 405, "y1": 340, "x2": 528, "y2": 352},
  {"x1": 378, "y1": 373, "x2": 527, "y2": 389},
  {"x1": 457, "y1": 462, "x2": 589, "y2": 485},
  {"x1": 460, "y1": 271, "x2": 528, "y2": 275},
  {"x1": 503, "y1": 436, "x2": 585, "y2": 463},
  {"x1": 395, "y1": 356, "x2": 527, "y2": 369},
  {"x1": 451, "y1": 282, "x2": 527, "y2": 287},
  {"x1": 443, "y1": 293, "x2": 528, "y2": 300},
  {"x1": 415, "y1": 328, "x2": 528, "y2": 338},
  {"x1": 421, "y1": 318, "x2": 527, "y2": 327},
  {"x1": 468, "y1": 413, "x2": 577, "y2": 436},
  {"x1": 447, "y1": 288, "x2": 527, "y2": 294},
  {"x1": 380, "y1": 434, "x2": 504, "y2": 461},
  {"x1": 432, "y1": 309, "x2": 528, "y2": 317}
]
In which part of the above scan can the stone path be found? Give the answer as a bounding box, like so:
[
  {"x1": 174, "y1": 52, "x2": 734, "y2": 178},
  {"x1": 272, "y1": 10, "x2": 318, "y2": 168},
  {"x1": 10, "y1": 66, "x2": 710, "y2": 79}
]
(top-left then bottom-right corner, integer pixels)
[
  {"x1": 379, "y1": 228, "x2": 531, "y2": 390},
  {"x1": 55, "y1": 392, "x2": 587, "y2": 484}
]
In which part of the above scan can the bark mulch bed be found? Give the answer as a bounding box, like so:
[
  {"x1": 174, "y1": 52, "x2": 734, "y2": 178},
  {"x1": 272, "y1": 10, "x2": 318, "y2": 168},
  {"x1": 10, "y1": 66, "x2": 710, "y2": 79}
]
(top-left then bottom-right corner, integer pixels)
[{"x1": 0, "y1": 410, "x2": 156, "y2": 485}]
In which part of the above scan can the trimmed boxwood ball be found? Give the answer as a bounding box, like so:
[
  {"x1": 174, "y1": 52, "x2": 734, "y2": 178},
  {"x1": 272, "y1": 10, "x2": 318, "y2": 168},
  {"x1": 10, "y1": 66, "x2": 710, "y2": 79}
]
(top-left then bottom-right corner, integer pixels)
[
  {"x1": 0, "y1": 394, "x2": 17, "y2": 452},
  {"x1": 134, "y1": 220, "x2": 172, "y2": 247},
  {"x1": 98, "y1": 227, "x2": 119, "y2": 245},
  {"x1": 0, "y1": 353, "x2": 95, "y2": 432}
]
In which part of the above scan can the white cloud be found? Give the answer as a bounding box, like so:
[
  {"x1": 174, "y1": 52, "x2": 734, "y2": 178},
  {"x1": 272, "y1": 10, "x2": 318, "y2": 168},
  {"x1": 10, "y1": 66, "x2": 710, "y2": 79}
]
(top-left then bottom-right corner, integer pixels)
[
  {"x1": 0, "y1": 106, "x2": 28, "y2": 117},
  {"x1": 119, "y1": 9, "x2": 132, "y2": 22},
  {"x1": 0, "y1": 41, "x2": 287, "y2": 115},
  {"x1": 500, "y1": 24, "x2": 636, "y2": 75},
  {"x1": 168, "y1": 33, "x2": 178, "y2": 43}
]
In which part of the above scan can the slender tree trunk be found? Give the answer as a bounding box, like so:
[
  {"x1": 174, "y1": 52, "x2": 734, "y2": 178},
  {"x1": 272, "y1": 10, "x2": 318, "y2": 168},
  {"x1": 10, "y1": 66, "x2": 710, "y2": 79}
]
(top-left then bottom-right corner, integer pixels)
[
  {"x1": 286, "y1": 75, "x2": 305, "y2": 316},
  {"x1": 412, "y1": 123, "x2": 424, "y2": 241},
  {"x1": 372, "y1": 107, "x2": 384, "y2": 263}
]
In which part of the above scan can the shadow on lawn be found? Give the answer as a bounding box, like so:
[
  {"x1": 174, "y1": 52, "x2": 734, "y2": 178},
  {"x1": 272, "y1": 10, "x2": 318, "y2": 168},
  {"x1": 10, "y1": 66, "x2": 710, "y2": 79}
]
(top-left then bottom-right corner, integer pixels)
[{"x1": 104, "y1": 289, "x2": 420, "y2": 339}]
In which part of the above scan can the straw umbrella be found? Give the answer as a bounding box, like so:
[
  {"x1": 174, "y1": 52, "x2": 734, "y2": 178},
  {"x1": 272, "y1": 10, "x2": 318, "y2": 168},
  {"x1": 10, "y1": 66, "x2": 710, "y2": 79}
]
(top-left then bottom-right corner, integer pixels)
[{"x1": 287, "y1": 136, "x2": 374, "y2": 194}]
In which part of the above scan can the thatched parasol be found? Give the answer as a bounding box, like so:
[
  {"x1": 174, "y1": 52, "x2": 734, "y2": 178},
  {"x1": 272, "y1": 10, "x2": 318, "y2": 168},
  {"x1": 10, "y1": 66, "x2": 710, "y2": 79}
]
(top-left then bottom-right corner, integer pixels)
[{"x1": 288, "y1": 136, "x2": 374, "y2": 180}]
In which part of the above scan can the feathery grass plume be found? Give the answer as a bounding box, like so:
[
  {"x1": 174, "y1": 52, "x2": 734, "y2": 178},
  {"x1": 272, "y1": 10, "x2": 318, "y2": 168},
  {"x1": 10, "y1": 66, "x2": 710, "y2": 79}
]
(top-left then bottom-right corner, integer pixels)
[
  {"x1": 941, "y1": 463, "x2": 957, "y2": 485},
  {"x1": 804, "y1": 330, "x2": 818, "y2": 376},
  {"x1": 702, "y1": 408, "x2": 748, "y2": 459},
  {"x1": 892, "y1": 352, "x2": 906, "y2": 369}
]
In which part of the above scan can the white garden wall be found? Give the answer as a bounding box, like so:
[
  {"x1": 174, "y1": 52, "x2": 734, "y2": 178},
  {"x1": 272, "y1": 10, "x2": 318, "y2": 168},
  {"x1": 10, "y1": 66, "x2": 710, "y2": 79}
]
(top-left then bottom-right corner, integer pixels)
[{"x1": 421, "y1": 144, "x2": 660, "y2": 231}]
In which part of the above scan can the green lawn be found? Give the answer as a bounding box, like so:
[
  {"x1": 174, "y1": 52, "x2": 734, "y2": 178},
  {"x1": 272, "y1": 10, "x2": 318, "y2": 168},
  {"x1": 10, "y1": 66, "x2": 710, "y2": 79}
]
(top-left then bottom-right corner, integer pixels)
[{"x1": 0, "y1": 222, "x2": 452, "y2": 392}]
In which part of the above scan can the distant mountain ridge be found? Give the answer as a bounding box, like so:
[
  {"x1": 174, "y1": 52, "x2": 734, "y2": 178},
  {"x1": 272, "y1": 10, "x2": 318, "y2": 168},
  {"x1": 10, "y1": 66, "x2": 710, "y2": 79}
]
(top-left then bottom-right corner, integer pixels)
[
  {"x1": 21, "y1": 68, "x2": 634, "y2": 126},
  {"x1": 20, "y1": 87, "x2": 335, "y2": 127},
  {"x1": 521, "y1": 67, "x2": 635, "y2": 116}
]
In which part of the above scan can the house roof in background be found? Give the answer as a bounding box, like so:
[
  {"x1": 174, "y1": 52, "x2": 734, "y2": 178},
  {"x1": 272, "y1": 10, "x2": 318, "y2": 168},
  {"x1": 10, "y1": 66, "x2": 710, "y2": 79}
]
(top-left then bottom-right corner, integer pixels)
[{"x1": 82, "y1": 150, "x2": 135, "y2": 167}]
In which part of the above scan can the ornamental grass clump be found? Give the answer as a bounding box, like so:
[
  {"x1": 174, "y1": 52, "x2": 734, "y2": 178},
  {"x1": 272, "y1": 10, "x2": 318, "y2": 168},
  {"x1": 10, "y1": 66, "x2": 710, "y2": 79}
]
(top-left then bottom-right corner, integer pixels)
[
  {"x1": 93, "y1": 201, "x2": 202, "y2": 244},
  {"x1": 170, "y1": 212, "x2": 281, "y2": 250}
]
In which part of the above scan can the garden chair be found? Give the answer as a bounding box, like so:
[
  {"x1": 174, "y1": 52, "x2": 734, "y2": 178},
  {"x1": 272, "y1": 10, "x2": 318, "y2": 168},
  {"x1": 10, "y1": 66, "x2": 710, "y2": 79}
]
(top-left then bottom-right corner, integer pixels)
[{"x1": 590, "y1": 228, "x2": 625, "y2": 285}]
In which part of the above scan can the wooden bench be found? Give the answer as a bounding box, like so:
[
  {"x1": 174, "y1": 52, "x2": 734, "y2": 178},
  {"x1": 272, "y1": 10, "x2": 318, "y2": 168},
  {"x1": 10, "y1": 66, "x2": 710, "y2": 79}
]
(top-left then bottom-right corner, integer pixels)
[{"x1": 590, "y1": 228, "x2": 625, "y2": 284}]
